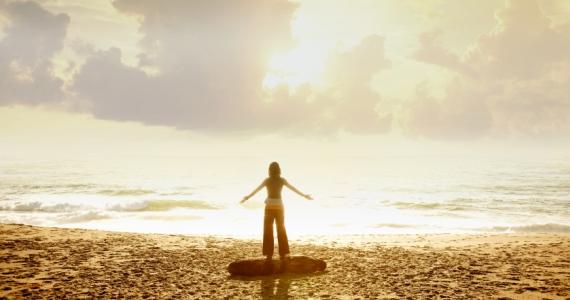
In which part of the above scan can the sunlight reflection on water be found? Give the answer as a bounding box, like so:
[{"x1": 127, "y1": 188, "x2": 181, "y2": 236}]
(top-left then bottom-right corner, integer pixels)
[{"x1": 1, "y1": 154, "x2": 569, "y2": 236}]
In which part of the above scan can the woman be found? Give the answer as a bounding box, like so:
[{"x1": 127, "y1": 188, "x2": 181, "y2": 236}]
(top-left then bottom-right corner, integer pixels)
[{"x1": 240, "y1": 162, "x2": 312, "y2": 262}]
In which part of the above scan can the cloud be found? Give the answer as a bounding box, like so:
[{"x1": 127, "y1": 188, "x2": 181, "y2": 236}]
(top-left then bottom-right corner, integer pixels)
[
  {"x1": 316, "y1": 35, "x2": 393, "y2": 134},
  {"x1": 261, "y1": 35, "x2": 392, "y2": 135},
  {"x1": 403, "y1": 81, "x2": 493, "y2": 140},
  {"x1": 72, "y1": 0, "x2": 392, "y2": 134},
  {"x1": 0, "y1": 0, "x2": 394, "y2": 135},
  {"x1": 0, "y1": 0, "x2": 69, "y2": 105},
  {"x1": 406, "y1": 0, "x2": 570, "y2": 139},
  {"x1": 73, "y1": 0, "x2": 297, "y2": 131},
  {"x1": 414, "y1": 31, "x2": 475, "y2": 76}
]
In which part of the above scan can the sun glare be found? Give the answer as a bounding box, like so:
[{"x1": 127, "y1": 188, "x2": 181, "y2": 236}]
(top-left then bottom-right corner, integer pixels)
[{"x1": 263, "y1": 44, "x2": 328, "y2": 90}]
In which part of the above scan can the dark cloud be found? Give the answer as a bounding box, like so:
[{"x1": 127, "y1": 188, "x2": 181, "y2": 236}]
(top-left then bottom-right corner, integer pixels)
[
  {"x1": 72, "y1": 0, "x2": 392, "y2": 134},
  {"x1": 0, "y1": 0, "x2": 69, "y2": 105},
  {"x1": 73, "y1": 0, "x2": 297, "y2": 131},
  {"x1": 0, "y1": 0, "x2": 394, "y2": 135}
]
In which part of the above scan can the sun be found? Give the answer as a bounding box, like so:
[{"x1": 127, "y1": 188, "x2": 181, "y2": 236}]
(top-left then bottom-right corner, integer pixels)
[{"x1": 263, "y1": 44, "x2": 329, "y2": 90}]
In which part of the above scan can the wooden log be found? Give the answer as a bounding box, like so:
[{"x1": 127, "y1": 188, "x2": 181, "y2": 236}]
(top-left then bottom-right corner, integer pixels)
[{"x1": 227, "y1": 255, "x2": 326, "y2": 276}]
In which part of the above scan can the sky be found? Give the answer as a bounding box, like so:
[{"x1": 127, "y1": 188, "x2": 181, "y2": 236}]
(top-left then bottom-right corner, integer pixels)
[{"x1": 1, "y1": 0, "x2": 569, "y2": 159}]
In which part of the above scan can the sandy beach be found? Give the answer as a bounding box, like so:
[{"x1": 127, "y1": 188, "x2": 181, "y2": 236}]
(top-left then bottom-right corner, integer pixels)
[{"x1": 1, "y1": 224, "x2": 569, "y2": 299}]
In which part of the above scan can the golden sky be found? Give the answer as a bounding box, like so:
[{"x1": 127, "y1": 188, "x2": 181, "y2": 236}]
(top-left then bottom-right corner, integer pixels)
[{"x1": 1, "y1": 0, "x2": 569, "y2": 157}]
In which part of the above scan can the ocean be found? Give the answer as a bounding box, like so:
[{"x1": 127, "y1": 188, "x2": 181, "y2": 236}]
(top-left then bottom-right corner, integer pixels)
[{"x1": 1, "y1": 153, "x2": 569, "y2": 238}]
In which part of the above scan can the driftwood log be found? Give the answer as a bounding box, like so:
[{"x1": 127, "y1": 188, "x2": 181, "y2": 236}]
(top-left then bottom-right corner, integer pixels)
[{"x1": 227, "y1": 255, "x2": 326, "y2": 276}]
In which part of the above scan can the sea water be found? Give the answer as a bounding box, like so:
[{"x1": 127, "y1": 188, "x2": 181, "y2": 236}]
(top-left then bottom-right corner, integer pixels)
[{"x1": 1, "y1": 154, "x2": 569, "y2": 238}]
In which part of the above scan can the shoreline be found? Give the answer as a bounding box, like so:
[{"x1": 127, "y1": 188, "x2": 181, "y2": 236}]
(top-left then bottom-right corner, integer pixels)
[{"x1": 1, "y1": 223, "x2": 569, "y2": 299}]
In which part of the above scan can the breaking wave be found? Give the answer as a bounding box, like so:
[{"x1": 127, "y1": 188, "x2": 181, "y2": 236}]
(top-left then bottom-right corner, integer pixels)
[
  {"x1": 141, "y1": 215, "x2": 203, "y2": 221},
  {"x1": 491, "y1": 223, "x2": 570, "y2": 233},
  {"x1": 0, "y1": 201, "x2": 82, "y2": 212},
  {"x1": 108, "y1": 199, "x2": 220, "y2": 212},
  {"x1": 0, "y1": 199, "x2": 220, "y2": 213},
  {"x1": 57, "y1": 211, "x2": 110, "y2": 223},
  {"x1": 374, "y1": 223, "x2": 415, "y2": 229},
  {"x1": 0, "y1": 183, "x2": 162, "y2": 197},
  {"x1": 97, "y1": 189, "x2": 155, "y2": 196},
  {"x1": 392, "y1": 201, "x2": 471, "y2": 211}
]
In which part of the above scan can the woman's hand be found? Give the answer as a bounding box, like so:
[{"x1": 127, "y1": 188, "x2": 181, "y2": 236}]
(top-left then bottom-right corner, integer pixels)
[
  {"x1": 240, "y1": 196, "x2": 249, "y2": 204},
  {"x1": 304, "y1": 194, "x2": 313, "y2": 200}
]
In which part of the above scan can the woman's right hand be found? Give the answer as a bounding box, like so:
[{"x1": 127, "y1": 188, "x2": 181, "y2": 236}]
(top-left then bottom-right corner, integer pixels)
[
  {"x1": 240, "y1": 196, "x2": 249, "y2": 204},
  {"x1": 304, "y1": 194, "x2": 313, "y2": 200}
]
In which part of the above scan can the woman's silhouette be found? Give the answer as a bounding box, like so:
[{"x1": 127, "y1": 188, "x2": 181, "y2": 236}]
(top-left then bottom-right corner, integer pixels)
[{"x1": 241, "y1": 162, "x2": 312, "y2": 263}]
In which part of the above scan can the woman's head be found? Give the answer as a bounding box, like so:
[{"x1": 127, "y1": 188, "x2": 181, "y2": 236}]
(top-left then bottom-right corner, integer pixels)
[{"x1": 268, "y1": 161, "x2": 281, "y2": 178}]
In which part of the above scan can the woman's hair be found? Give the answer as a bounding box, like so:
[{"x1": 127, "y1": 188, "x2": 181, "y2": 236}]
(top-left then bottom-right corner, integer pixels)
[{"x1": 268, "y1": 161, "x2": 281, "y2": 178}]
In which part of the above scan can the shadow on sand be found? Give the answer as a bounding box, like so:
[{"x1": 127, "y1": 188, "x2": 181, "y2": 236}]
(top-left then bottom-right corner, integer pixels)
[{"x1": 229, "y1": 272, "x2": 326, "y2": 299}]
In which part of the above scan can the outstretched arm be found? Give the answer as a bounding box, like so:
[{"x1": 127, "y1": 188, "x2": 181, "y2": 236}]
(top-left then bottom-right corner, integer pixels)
[
  {"x1": 240, "y1": 179, "x2": 266, "y2": 203},
  {"x1": 284, "y1": 180, "x2": 313, "y2": 200}
]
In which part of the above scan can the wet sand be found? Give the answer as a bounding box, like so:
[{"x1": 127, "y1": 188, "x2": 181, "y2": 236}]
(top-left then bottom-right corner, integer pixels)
[{"x1": 1, "y1": 224, "x2": 569, "y2": 299}]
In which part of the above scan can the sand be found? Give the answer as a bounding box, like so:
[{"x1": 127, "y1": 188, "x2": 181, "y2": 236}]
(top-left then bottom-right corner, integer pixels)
[{"x1": 1, "y1": 224, "x2": 569, "y2": 299}]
